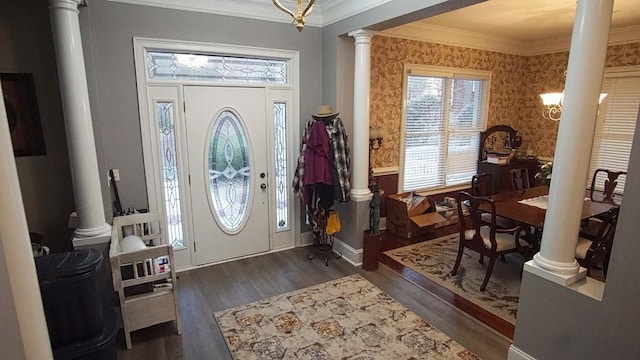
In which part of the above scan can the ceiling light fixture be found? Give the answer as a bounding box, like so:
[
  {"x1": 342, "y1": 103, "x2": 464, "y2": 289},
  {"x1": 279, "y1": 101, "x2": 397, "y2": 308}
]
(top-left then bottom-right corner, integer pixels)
[{"x1": 272, "y1": 0, "x2": 315, "y2": 32}]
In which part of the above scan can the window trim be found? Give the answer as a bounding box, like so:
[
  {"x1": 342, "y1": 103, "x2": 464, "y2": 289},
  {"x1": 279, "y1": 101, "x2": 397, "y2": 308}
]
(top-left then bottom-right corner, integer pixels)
[{"x1": 399, "y1": 64, "x2": 491, "y2": 193}]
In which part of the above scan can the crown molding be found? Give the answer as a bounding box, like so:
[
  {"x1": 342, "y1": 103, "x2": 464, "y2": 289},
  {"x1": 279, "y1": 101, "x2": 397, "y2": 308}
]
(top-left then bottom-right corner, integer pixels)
[
  {"x1": 608, "y1": 24, "x2": 640, "y2": 46},
  {"x1": 382, "y1": 22, "x2": 640, "y2": 56},
  {"x1": 381, "y1": 22, "x2": 531, "y2": 55},
  {"x1": 526, "y1": 24, "x2": 640, "y2": 55},
  {"x1": 105, "y1": 0, "x2": 323, "y2": 27},
  {"x1": 320, "y1": 0, "x2": 392, "y2": 26},
  {"x1": 105, "y1": 0, "x2": 393, "y2": 28}
]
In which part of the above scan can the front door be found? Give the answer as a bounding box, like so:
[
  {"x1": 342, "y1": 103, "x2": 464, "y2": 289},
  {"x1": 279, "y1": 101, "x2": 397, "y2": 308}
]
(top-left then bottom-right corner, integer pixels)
[{"x1": 184, "y1": 86, "x2": 270, "y2": 265}]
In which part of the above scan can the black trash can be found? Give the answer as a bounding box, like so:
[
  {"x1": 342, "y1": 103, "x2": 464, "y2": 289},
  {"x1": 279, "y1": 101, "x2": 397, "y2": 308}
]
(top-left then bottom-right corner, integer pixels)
[
  {"x1": 53, "y1": 308, "x2": 118, "y2": 360},
  {"x1": 35, "y1": 249, "x2": 105, "y2": 348}
]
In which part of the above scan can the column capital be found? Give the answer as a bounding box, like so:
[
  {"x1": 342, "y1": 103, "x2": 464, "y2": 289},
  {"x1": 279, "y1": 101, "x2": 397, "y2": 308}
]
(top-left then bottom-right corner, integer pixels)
[
  {"x1": 348, "y1": 29, "x2": 375, "y2": 42},
  {"x1": 49, "y1": 0, "x2": 84, "y2": 12}
]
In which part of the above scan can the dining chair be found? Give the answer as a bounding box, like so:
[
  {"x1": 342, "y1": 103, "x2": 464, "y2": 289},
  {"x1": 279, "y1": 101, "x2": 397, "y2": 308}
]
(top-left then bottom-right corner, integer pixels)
[
  {"x1": 576, "y1": 207, "x2": 619, "y2": 278},
  {"x1": 471, "y1": 173, "x2": 514, "y2": 229},
  {"x1": 471, "y1": 173, "x2": 494, "y2": 197},
  {"x1": 582, "y1": 169, "x2": 625, "y2": 235},
  {"x1": 509, "y1": 167, "x2": 530, "y2": 190},
  {"x1": 589, "y1": 168, "x2": 626, "y2": 203},
  {"x1": 452, "y1": 191, "x2": 529, "y2": 291}
]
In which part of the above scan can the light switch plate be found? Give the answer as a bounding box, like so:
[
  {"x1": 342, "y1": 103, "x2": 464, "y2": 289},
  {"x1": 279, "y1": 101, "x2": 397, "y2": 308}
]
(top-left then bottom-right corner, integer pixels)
[{"x1": 109, "y1": 169, "x2": 120, "y2": 183}]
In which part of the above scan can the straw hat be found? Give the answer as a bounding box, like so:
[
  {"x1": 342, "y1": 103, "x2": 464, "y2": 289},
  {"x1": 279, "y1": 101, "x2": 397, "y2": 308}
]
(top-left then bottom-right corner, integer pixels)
[{"x1": 312, "y1": 105, "x2": 339, "y2": 120}]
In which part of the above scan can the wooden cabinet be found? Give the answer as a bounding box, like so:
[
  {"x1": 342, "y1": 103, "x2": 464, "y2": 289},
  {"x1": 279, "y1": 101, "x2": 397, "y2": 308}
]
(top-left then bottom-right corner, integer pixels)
[{"x1": 477, "y1": 159, "x2": 540, "y2": 194}]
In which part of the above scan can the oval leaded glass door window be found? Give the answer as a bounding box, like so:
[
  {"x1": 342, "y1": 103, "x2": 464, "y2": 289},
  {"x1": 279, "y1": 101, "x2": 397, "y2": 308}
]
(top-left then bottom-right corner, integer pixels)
[{"x1": 207, "y1": 109, "x2": 251, "y2": 233}]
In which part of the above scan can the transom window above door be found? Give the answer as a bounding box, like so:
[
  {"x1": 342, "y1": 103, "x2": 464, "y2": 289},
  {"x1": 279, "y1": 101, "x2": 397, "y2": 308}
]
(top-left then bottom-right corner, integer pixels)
[
  {"x1": 146, "y1": 52, "x2": 288, "y2": 84},
  {"x1": 400, "y1": 65, "x2": 491, "y2": 192}
]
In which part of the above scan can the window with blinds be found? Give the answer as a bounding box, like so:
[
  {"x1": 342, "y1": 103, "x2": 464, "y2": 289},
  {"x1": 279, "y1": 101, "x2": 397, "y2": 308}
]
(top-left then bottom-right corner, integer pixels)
[
  {"x1": 400, "y1": 65, "x2": 490, "y2": 192},
  {"x1": 588, "y1": 71, "x2": 640, "y2": 194}
]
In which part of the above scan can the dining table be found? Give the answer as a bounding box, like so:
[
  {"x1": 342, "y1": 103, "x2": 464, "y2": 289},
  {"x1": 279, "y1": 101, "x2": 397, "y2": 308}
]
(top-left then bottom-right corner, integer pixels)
[{"x1": 481, "y1": 186, "x2": 618, "y2": 229}]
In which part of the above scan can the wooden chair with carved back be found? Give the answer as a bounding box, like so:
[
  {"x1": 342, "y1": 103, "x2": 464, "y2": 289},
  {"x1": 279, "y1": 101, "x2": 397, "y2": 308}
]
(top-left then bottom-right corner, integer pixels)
[
  {"x1": 509, "y1": 167, "x2": 530, "y2": 190},
  {"x1": 589, "y1": 169, "x2": 626, "y2": 203},
  {"x1": 581, "y1": 169, "x2": 625, "y2": 237},
  {"x1": 471, "y1": 173, "x2": 514, "y2": 229},
  {"x1": 576, "y1": 206, "x2": 619, "y2": 278},
  {"x1": 453, "y1": 191, "x2": 530, "y2": 291},
  {"x1": 471, "y1": 173, "x2": 494, "y2": 197}
]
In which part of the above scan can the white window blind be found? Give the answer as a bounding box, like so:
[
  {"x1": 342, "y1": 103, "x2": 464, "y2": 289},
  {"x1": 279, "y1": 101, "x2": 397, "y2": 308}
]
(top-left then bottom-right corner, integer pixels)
[
  {"x1": 588, "y1": 74, "x2": 640, "y2": 193},
  {"x1": 401, "y1": 66, "x2": 489, "y2": 192}
]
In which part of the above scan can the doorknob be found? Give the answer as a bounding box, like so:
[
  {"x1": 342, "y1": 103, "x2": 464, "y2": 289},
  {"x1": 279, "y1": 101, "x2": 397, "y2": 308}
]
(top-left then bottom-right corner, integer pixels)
[{"x1": 260, "y1": 183, "x2": 267, "y2": 190}]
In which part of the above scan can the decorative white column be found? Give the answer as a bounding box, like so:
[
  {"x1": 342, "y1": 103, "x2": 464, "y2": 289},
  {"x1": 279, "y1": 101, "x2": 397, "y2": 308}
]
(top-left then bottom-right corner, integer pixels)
[
  {"x1": 348, "y1": 29, "x2": 374, "y2": 201},
  {"x1": 528, "y1": 0, "x2": 613, "y2": 286},
  {"x1": 0, "y1": 89, "x2": 53, "y2": 359},
  {"x1": 49, "y1": 0, "x2": 111, "y2": 246}
]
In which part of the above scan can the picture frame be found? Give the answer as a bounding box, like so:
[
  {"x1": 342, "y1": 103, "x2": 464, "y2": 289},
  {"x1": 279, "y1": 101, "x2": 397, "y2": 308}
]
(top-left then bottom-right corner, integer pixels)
[{"x1": 1, "y1": 73, "x2": 46, "y2": 156}]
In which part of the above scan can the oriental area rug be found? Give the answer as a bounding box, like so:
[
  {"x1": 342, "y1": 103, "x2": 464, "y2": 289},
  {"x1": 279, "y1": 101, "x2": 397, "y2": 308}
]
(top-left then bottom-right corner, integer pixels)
[
  {"x1": 384, "y1": 234, "x2": 523, "y2": 326},
  {"x1": 214, "y1": 274, "x2": 478, "y2": 360}
]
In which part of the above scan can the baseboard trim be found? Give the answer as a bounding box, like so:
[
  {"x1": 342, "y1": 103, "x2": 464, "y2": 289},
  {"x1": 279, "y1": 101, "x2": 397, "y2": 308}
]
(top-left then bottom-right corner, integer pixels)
[
  {"x1": 299, "y1": 231, "x2": 315, "y2": 247},
  {"x1": 299, "y1": 231, "x2": 362, "y2": 266},
  {"x1": 508, "y1": 345, "x2": 537, "y2": 360},
  {"x1": 333, "y1": 238, "x2": 362, "y2": 266}
]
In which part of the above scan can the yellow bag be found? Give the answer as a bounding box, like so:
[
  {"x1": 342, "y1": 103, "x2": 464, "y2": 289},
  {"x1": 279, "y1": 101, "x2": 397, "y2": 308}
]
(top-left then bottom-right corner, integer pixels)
[{"x1": 326, "y1": 210, "x2": 341, "y2": 235}]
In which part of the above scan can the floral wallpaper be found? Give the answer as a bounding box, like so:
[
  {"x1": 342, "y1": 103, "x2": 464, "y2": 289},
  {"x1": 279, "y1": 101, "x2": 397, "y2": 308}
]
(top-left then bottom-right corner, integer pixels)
[{"x1": 369, "y1": 37, "x2": 640, "y2": 167}]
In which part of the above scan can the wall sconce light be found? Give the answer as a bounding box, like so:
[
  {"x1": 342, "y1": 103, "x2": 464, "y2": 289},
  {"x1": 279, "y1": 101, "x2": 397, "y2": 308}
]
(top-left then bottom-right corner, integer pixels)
[
  {"x1": 369, "y1": 127, "x2": 384, "y2": 189},
  {"x1": 539, "y1": 92, "x2": 608, "y2": 121},
  {"x1": 540, "y1": 92, "x2": 564, "y2": 121},
  {"x1": 272, "y1": 0, "x2": 315, "y2": 32}
]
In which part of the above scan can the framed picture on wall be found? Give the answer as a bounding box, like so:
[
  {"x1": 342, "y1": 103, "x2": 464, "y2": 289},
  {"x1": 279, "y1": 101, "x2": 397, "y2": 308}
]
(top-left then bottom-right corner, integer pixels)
[{"x1": 1, "y1": 73, "x2": 46, "y2": 156}]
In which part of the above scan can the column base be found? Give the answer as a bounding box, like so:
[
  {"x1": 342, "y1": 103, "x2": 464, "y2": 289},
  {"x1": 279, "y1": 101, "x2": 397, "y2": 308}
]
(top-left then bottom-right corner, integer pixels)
[
  {"x1": 350, "y1": 189, "x2": 372, "y2": 202},
  {"x1": 73, "y1": 223, "x2": 112, "y2": 249},
  {"x1": 73, "y1": 233, "x2": 111, "y2": 249},
  {"x1": 532, "y1": 252, "x2": 580, "y2": 274},
  {"x1": 525, "y1": 257, "x2": 586, "y2": 287}
]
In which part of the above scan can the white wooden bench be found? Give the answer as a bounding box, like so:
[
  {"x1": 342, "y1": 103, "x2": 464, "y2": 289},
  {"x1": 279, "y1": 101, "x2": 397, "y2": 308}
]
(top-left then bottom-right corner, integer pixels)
[{"x1": 109, "y1": 212, "x2": 182, "y2": 349}]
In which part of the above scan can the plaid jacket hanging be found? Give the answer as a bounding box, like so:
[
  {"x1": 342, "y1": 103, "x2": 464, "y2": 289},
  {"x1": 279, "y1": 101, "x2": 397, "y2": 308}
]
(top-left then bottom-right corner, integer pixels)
[{"x1": 292, "y1": 117, "x2": 351, "y2": 202}]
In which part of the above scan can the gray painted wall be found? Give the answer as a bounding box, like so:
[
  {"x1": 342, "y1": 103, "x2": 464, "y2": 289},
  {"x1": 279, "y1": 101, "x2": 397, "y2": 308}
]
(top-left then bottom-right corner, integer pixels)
[
  {"x1": 78, "y1": 0, "x2": 323, "y2": 221},
  {"x1": 0, "y1": 0, "x2": 75, "y2": 252},
  {"x1": 513, "y1": 108, "x2": 640, "y2": 359}
]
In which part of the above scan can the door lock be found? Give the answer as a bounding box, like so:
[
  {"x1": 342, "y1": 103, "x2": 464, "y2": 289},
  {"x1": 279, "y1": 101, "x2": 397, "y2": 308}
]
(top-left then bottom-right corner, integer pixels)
[{"x1": 260, "y1": 183, "x2": 267, "y2": 190}]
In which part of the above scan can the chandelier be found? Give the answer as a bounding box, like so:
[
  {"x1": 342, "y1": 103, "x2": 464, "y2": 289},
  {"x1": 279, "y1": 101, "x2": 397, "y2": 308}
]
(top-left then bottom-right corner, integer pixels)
[
  {"x1": 272, "y1": 0, "x2": 315, "y2": 32},
  {"x1": 540, "y1": 92, "x2": 608, "y2": 121}
]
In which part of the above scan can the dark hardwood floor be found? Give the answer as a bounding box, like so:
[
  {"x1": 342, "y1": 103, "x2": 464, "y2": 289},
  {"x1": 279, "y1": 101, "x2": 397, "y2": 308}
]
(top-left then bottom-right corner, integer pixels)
[
  {"x1": 379, "y1": 225, "x2": 516, "y2": 339},
  {"x1": 115, "y1": 243, "x2": 511, "y2": 360}
]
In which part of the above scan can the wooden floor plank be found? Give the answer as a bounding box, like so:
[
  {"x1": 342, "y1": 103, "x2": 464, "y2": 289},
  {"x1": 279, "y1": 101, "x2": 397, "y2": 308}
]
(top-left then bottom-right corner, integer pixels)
[{"x1": 115, "y1": 246, "x2": 510, "y2": 360}]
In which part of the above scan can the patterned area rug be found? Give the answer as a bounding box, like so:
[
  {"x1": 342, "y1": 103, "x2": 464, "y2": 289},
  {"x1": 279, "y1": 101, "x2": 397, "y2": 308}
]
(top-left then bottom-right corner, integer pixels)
[
  {"x1": 384, "y1": 235, "x2": 522, "y2": 325},
  {"x1": 214, "y1": 274, "x2": 478, "y2": 359}
]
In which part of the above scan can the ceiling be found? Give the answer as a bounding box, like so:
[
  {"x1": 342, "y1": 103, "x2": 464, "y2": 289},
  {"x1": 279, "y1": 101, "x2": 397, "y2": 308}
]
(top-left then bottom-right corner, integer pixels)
[
  {"x1": 381, "y1": 0, "x2": 640, "y2": 55},
  {"x1": 413, "y1": 0, "x2": 640, "y2": 41}
]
